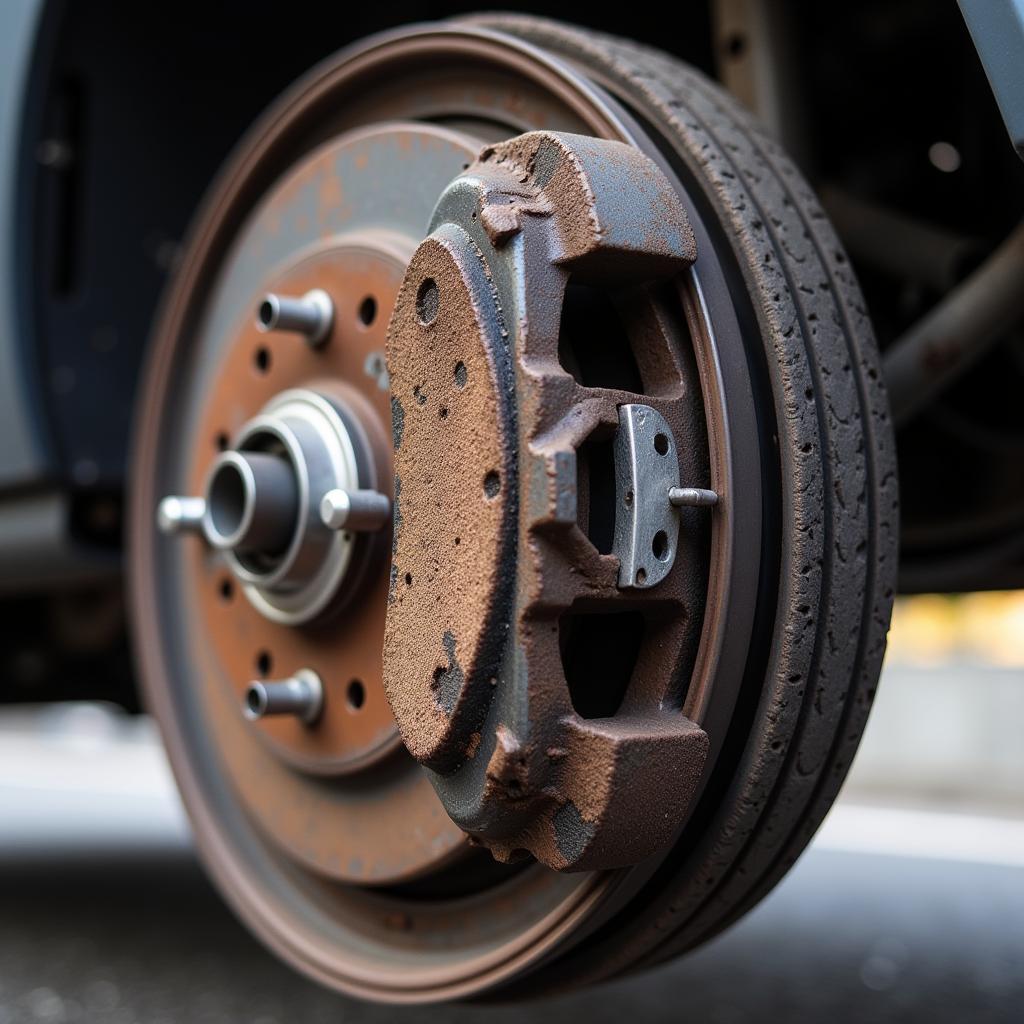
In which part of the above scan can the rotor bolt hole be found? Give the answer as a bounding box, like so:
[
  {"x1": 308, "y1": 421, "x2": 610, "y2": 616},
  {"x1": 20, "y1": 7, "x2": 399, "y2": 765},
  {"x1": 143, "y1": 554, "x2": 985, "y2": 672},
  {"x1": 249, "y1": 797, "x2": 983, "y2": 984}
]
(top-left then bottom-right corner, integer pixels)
[
  {"x1": 347, "y1": 679, "x2": 366, "y2": 710},
  {"x1": 255, "y1": 650, "x2": 273, "y2": 677},
  {"x1": 254, "y1": 346, "x2": 271, "y2": 374},
  {"x1": 404, "y1": 572, "x2": 413, "y2": 586},
  {"x1": 483, "y1": 471, "x2": 501, "y2": 500},
  {"x1": 218, "y1": 578, "x2": 234, "y2": 602},
  {"x1": 416, "y1": 279, "x2": 439, "y2": 325},
  {"x1": 652, "y1": 530, "x2": 670, "y2": 561},
  {"x1": 653, "y1": 433, "x2": 669, "y2": 456},
  {"x1": 214, "y1": 431, "x2": 229, "y2": 452},
  {"x1": 358, "y1": 296, "x2": 377, "y2": 326},
  {"x1": 624, "y1": 489, "x2": 634, "y2": 507},
  {"x1": 454, "y1": 361, "x2": 468, "y2": 389}
]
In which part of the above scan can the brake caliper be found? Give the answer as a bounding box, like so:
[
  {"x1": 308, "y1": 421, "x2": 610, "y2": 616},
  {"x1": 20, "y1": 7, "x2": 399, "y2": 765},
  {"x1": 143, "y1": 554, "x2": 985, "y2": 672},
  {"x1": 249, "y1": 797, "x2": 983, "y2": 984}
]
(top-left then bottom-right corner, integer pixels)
[{"x1": 384, "y1": 132, "x2": 714, "y2": 871}]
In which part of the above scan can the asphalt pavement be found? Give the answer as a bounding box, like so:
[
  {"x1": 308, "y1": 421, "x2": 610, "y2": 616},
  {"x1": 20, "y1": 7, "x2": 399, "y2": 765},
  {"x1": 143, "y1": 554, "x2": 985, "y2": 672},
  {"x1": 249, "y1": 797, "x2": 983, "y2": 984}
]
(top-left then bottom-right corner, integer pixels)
[{"x1": 0, "y1": 675, "x2": 1022, "y2": 1023}]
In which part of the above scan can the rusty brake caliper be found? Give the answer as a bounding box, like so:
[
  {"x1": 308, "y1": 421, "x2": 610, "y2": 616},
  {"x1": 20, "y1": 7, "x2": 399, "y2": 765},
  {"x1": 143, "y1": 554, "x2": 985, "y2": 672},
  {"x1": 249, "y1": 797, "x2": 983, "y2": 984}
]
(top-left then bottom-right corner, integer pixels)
[{"x1": 384, "y1": 132, "x2": 716, "y2": 871}]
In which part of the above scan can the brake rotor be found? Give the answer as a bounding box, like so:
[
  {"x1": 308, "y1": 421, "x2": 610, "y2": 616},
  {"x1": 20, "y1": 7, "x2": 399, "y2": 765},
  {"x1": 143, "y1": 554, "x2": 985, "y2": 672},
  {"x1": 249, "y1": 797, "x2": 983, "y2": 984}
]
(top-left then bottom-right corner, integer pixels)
[{"x1": 130, "y1": 16, "x2": 896, "y2": 1003}]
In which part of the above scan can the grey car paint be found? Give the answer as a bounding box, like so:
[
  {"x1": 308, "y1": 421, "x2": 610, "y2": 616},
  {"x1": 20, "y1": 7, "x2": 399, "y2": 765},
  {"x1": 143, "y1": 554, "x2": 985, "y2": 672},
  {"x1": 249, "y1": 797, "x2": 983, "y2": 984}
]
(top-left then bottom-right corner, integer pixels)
[{"x1": 0, "y1": 0, "x2": 53, "y2": 488}]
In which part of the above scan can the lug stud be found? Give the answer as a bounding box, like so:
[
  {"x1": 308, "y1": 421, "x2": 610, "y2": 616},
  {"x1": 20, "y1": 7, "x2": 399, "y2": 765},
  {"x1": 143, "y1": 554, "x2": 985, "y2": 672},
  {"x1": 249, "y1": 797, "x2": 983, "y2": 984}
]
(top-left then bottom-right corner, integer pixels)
[
  {"x1": 668, "y1": 487, "x2": 719, "y2": 508},
  {"x1": 255, "y1": 289, "x2": 334, "y2": 347},
  {"x1": 243, "y1": 669, "x2": 323, "y2": 725},
  {"x1": 157, "y1": 495, "x2": 207, "y2": 534},
  {"x1": 320, "y1": 488, "x2": 391, "y2": 532}
]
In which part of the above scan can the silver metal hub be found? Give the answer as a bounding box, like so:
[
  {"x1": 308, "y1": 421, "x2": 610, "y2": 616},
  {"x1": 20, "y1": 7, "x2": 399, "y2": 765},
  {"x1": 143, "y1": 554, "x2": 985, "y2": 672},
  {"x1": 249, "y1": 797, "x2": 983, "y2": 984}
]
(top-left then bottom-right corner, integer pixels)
[
  {"x1": 217, "y1": 388, "x2": 365, "y2": 624},
  {"x1": 158, "y1": 386, "x2": 390, "y2": 627}
]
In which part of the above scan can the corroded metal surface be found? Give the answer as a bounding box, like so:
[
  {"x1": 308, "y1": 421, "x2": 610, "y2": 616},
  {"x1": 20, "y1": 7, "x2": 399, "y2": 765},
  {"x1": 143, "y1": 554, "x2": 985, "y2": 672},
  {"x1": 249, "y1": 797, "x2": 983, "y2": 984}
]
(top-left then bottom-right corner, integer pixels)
[
  {"x1": 175, "y1": 126, "x2": 480, "y2": 886},
  {"x1": 385, "y1": 130, "x2": 709, "y2": 870},
  {"x1": 130, "y1": 65, "x2": 649, "y2": 996},
  {"x1": 127, "y1": 18, "x2": 856, "y2": 1004},
  {"x1": 383, "y1": 233, "x2": 517, "y2": 772}
]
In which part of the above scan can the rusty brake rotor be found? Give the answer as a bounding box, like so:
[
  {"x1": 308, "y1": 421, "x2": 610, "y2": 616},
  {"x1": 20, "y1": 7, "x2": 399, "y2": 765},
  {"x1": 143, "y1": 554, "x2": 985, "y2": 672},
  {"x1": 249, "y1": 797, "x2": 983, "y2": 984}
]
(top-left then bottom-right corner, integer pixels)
[{"x1": 130, "y1": 15, "x2": 896, "y2": 1004}]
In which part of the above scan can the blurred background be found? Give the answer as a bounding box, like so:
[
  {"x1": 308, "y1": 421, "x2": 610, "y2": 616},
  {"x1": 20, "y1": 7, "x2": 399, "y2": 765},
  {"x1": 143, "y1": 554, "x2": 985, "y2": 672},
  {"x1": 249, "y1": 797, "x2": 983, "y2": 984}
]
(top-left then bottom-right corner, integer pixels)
[
  {"x1": 0, "y1": 593, "x2": 1021, "y2": 1023},
  {"x1": 2, "y1": 1, "x2": 1022, "y2": 1019}
]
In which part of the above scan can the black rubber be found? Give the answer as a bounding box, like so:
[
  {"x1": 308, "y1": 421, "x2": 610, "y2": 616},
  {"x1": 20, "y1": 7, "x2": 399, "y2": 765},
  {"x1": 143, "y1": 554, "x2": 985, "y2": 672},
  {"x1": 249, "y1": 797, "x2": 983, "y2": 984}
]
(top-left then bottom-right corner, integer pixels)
[{"x1": 470, "y1": 16, "x2": 900, "y2": 988}]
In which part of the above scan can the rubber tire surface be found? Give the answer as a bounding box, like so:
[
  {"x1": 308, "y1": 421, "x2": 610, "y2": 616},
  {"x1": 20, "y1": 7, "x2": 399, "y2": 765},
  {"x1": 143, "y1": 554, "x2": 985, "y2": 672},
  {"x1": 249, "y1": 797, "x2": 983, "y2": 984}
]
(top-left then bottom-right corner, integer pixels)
[{"x1": 467, "y1": 16, "x2": 900, "y2": 987}]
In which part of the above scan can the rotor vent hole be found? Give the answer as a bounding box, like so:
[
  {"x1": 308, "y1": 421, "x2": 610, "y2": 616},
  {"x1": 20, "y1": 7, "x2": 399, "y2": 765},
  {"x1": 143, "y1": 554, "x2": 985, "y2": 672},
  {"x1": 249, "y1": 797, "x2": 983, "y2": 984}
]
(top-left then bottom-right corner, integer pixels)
[
  {"x1": 483, "y1": 471, "x2": 501, "y2": 500},
  {"x1": 254, "y1": 347, "x2": 271, "y2": 374},
  {"x1": 576, "y1": 432, "x2": 616, "y2": 555},
  {"x1": 358, "y1": 296, "x2": 377, "y2": 326},
  {"x1": 214, "y1": 431, "x2": 229, "y2": 452},
  {"x1": 416, "y1": 279, "x2": 439, "y2": 325},
  {"x1": 559, "y1": 609, "x2": 645, "y2": 719},
  {"x1": 218, "y1": 578, "x2": 234, "y2": 602},
  {"x1": 557, "y1": 282, "x2": 644, "y2": 393},
  {"x1": 652, "y1": 530, "x2": 670, "y2": 561},
  {"x1": 454, "y1": 361, "x2": 468, "y2": 389},
  {"x1": 347, "y1": 679, "x2": 365, "y2": 710},
  {"x1": 255, "y1": 650, "x2": 272, "y2": 677}
]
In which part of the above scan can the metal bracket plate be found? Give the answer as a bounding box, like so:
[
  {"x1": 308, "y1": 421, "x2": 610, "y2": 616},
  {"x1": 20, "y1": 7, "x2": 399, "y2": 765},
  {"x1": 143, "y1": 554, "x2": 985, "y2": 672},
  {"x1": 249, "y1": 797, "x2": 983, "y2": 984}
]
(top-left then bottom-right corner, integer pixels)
[{"x1": 613, "y1": 403, "x2": 681, "y2": 589}]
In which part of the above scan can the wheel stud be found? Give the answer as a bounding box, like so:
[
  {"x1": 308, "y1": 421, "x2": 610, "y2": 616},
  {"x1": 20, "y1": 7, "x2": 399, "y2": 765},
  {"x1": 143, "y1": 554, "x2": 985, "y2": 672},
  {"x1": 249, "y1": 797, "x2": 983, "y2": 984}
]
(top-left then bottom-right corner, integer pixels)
[
  {"x1": 255, "y1": 289, "x2": 334, "y2": 347},
  {"x1": 320, "y1": 488, "x2": 391, "y2": 532},
  {"x1": 156, "y1": 495, "x2": 206, "y2": 534},
  {"x1": 243, "y1": 669, "x2": 323, "y2": 724},
  {"x1": 668, "y1": 487, "x2": 719, "y2": 508}
]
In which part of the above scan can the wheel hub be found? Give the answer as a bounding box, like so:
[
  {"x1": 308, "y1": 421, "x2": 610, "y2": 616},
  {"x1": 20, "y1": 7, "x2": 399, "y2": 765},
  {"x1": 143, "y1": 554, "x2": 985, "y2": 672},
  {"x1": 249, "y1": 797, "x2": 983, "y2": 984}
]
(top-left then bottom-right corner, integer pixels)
[{"x1": 199, "y1": 386, "x2": 380, "y2": 625}]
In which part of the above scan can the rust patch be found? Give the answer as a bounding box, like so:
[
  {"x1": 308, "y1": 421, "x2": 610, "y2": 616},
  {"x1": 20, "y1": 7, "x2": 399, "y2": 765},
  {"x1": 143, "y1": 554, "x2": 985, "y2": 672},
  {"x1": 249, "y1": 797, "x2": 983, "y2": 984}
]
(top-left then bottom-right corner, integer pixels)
[
  {"x1": 476, "y1": 130, "x2": 696, "y2": 280},
  {"x1": 187, "y1": 239, "x2": 471, "y2": 885},
  {"x1": 383, "y1": 230, "x2": 517, "y2": 772}
]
